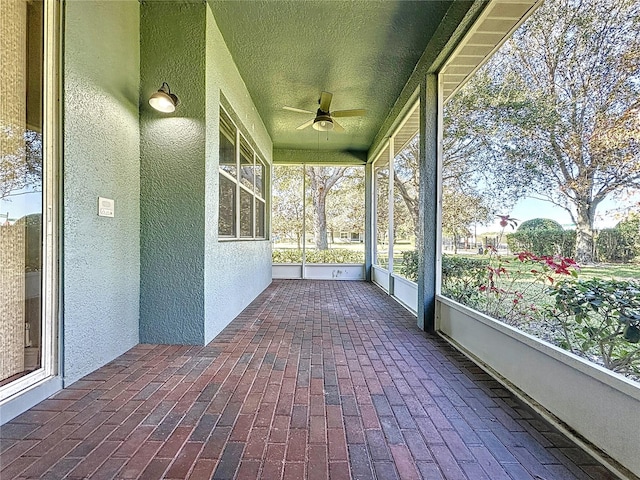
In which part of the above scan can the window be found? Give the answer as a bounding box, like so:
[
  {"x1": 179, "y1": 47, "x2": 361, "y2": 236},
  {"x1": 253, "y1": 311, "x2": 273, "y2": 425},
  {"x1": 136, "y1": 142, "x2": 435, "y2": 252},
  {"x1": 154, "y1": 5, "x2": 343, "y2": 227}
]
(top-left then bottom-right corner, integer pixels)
[{"x1": 218, "y1": 107, "x2": 267, "y2": 240}]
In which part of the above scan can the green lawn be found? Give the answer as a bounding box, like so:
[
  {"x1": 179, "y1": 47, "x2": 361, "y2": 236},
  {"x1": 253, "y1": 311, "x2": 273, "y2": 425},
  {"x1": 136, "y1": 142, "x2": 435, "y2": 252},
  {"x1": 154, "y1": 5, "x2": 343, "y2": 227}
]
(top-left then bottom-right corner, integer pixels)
[
  {"x1": 576, "y1": 263, "x2": 640, "y2": 281},
  {"x1": 449, "y1": 253, "x2": 640, "y2": 282}
]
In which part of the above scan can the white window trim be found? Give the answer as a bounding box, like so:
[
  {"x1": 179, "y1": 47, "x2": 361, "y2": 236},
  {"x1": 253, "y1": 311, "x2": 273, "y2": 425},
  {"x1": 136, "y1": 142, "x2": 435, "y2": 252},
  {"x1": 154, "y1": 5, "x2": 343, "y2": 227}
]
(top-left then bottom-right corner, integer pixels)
[{"x1": 218, "y1": 105, "x2": 267, "y2": 241}]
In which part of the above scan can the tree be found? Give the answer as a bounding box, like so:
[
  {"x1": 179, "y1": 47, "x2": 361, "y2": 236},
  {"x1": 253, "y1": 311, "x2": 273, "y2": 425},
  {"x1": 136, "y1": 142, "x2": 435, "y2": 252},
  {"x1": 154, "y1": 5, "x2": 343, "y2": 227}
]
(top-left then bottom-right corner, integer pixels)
[
  {"x1": 306, "y1": 166, "x2": 348, "y2": 250},
  {"x1": 441, "y1": 189, "x2": 490, "y2": 253},
  {"x1": 393, "y1": 138, "x2": 420, "y2": 240},
  {"x1": 272, "y1": 165, "x2": 305, "y2": 248},
  {"x1": 473, "y1": 0, "x2": 640, "y2": 263},
  {"x1": 326, "y1": 168, "x2": 365, "y2": 242},
  {"x1": 1, "y1": 128, "x2": 42, "y2": 200},
  {"x1": 395, "y1": 132, "x2": 495, "y2": 251}
]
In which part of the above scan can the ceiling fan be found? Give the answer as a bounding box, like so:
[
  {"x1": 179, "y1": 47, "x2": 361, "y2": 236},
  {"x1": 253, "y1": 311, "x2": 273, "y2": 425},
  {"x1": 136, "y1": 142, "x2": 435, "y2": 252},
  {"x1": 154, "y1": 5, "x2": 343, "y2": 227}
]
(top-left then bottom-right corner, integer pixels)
[{"x1": 283, "y1": 91, "x2": 367, "y2": 132}]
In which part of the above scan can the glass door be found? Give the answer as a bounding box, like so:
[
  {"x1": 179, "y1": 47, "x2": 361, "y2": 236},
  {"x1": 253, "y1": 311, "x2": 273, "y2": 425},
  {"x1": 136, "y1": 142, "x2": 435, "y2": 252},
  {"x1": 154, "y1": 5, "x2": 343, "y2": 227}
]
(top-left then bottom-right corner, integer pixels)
[{"x1": 0, "y1": 0, "x2": 57, "y2": 398}]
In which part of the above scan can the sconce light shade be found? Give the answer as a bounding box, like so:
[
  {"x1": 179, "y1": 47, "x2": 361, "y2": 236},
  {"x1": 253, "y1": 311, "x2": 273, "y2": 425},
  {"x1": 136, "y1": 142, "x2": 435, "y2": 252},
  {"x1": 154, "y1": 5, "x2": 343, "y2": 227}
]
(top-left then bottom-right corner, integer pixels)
[{"x1": 149, "y1": 82, "x2": 179, "y2": 113}]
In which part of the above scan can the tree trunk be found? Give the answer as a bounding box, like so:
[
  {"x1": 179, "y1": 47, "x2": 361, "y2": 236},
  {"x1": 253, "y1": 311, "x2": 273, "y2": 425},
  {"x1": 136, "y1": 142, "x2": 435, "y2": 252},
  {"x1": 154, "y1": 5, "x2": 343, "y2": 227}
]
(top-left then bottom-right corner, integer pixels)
[
  {"x1": 453, "y1": 233, "x2": 458, "y2": 254},
  {"x1": 307, "y1": 167, "x2": 347, "y2": 251},
  {"x1": 314, "y1": 191, "x2": 329, "y2": 250},
  {"x1": 574, "y1": 204, "x2": 595, "y2": 264},
  {"x1": 393, "y1": 175, "x2": 420, "y2": 244}
]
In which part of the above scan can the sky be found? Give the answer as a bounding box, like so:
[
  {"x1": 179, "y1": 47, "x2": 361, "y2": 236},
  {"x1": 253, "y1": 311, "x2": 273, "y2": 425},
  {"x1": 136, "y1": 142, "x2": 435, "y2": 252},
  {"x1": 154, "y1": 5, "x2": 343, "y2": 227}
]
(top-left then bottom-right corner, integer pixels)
[
  {"x1": 0, "y1": 190, "x2": 42, "y2": 223},
  {"x1": 478, "y1": 193, "x2": 639, "y2": 234}
]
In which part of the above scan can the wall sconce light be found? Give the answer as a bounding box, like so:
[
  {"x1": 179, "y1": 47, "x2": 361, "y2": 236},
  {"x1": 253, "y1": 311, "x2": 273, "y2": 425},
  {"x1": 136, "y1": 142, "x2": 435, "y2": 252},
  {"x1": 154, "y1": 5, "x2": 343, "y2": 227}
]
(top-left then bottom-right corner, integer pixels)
[{"x1": 149, "y1": 82, "x2": 179, "y2": 113}]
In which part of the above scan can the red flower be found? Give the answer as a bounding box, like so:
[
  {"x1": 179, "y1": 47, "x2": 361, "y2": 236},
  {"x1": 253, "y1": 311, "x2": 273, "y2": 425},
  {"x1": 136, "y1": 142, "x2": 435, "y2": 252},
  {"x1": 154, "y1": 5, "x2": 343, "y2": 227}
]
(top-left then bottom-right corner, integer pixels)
[{"x1": 497, "y1": 215, "x2": 519, "y2": 230}]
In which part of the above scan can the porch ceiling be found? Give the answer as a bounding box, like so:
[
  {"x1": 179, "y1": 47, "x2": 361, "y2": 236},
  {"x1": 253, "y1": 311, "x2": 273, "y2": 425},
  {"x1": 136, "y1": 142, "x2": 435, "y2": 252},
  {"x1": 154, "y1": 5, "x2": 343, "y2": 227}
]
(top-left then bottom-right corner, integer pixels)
[
  {"x1": 209, "y1": 0, "x2": 541, "y2": 163},
  {"x1": 208, "y1": 1, "x2": 476, "y2": 154}
]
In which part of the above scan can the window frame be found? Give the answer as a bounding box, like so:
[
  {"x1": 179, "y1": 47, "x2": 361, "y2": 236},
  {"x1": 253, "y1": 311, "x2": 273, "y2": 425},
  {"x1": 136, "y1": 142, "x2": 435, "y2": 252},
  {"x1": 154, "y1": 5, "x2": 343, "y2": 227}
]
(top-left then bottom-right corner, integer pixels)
[{"x1": 218, "y1": 106, "x2": 268, "y2": 241}]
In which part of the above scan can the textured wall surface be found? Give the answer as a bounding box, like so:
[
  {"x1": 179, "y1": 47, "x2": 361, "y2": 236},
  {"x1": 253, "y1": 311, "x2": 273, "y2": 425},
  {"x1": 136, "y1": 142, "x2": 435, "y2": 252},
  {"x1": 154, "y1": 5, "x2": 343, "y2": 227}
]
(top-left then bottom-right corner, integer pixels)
[
  {"x1": 140, "y1": 3, "x2": 207, "y2": 344},
  {"x1": 140, "y1": 3, "x2": 272, "y2": 345},
  {"x1": 63, "y1": 0, "x2": 140, "y2": 385},
  {"x1": 203, "y1": 7, "x2": 272, "y2": 344}
]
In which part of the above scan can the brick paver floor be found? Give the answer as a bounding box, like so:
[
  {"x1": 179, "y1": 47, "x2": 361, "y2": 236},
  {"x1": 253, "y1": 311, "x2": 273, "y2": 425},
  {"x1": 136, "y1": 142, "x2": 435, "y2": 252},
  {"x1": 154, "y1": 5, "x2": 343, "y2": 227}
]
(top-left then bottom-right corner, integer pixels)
[{"x1": 1, "y1": 280, "x2": 621, "y2": 479}]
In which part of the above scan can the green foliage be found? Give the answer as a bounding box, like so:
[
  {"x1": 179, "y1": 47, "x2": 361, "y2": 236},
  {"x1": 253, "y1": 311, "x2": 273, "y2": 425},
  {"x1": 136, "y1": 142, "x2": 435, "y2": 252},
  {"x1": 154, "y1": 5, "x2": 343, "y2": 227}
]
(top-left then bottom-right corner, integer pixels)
[
  {"x1": 595, "y1": 214, "x2": 640, "y2": 263},
  {"x1": 595, "y1": 229, "x2": 636, "y2": 263},
  {"x1": 272, "y1": 249, "x2": 303, "y2": 263},
  {"x1": 506, "y1": 230, "x2": 575, "y2": 257},
  {"x1": 473, "y1": 251, "x2": 579, "y2": 325},
  {"x1": 272, "y1": 248, "x2": 364, "y2": 264},
  {"x1": 441, "y1": 255, "x2": 487, "y2": 304},
  {"x1": 399, "y1": 252, "x2": 490, "y2": 305},
  {"x1": 399, "y1": 250, "x2": 419, "y2": 282},
  {"x1": 616, "y1": 213, "x2": 640, "y2": 238},
  {"x1": 547, "y1": 278, "x2": 640, "y2": 375},
  {"x1": 442, "y1": 189, "x2": 491, "y2": 253},
  {"x1": 517, "y1": 218, "x2": 563, "y2": 232},
  {"x1": 24, "y1": 213, "x2": 41, "y2": 272},
  {"x1": 453, "y1": 0, "x2": 640, "y2": 263}
]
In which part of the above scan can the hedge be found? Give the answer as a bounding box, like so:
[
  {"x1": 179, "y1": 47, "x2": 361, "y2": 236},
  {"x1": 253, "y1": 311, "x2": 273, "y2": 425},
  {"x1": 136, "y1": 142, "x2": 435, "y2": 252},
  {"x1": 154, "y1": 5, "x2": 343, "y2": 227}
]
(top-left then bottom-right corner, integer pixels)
[
  {"x1": 506, "y1": 230, "x2": 575, "y2": 257},
  {"x1": 272, "y1": 248, "x2": 364, "y2": 264}
]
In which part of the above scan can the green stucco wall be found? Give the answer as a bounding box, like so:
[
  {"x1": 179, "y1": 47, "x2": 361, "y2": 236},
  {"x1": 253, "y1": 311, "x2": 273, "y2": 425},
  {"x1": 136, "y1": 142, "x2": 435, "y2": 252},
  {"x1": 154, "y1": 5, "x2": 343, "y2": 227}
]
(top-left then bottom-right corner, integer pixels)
[
  {"x1": 204, "y1": 7, "x2": 273, "y2": 343},
  {"x1": 140, "y1": 2, "x2": 207, "y2": 344},
  {"x1": 139, "y1": 3, "x2": 272, "y2": 345},
  {"x1": 63, "y1": 0, "x2": 140, "y2": 384}
]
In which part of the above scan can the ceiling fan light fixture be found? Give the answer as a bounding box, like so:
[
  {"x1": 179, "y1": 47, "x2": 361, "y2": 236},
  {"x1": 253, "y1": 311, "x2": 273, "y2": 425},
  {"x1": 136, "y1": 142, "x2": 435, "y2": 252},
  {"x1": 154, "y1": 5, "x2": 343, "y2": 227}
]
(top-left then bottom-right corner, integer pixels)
[{"x1": 313, "y1": 113, "x2": 334, "y2": 131}]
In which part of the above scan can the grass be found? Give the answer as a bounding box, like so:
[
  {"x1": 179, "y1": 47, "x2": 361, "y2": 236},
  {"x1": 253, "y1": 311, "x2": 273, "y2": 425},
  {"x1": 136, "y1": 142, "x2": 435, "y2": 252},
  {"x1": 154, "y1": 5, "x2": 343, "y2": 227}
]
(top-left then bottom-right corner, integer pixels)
[
  {"x1": 576, "y1": 263, "x2": 640, "y2": 281},
  {"x1": 448, "y1": 253, "x2": 640, "y2": 282}
]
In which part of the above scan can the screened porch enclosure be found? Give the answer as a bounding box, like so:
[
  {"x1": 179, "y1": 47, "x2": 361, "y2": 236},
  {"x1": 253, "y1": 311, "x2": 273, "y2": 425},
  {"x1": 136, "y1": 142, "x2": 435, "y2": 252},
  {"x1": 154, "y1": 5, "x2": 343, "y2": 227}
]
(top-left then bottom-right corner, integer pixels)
[{"x1": 1, "y1": 0, "x2": 638, "y2": 477}]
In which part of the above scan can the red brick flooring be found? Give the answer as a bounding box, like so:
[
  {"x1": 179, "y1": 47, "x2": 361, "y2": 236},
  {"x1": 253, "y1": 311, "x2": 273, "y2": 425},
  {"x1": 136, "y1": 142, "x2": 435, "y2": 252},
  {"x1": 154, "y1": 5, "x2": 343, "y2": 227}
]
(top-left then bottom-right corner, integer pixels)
[{"x1": 1, "y1": 280, "x2": 619, "y2": 479}]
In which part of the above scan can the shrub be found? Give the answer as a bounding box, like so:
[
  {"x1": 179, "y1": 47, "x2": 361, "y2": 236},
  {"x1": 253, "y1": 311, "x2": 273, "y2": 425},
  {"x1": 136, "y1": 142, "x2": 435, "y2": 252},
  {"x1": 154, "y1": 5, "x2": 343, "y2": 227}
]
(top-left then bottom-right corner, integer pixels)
[
  {"x1": 441, "y1": 255, "x2": 488, "y2": 304},
  {"x1": 547, "y1": 278, "x2": 640, "y2": 375},
  {"x1": 400, "y1": 250, "x2": 419, "y2": 281},
  {"x1": 595, "y1": 229, "x2": 636, "y2": 263},
  {"x1": 596, "y1": 215, "x2": 639, "y2": 263},
  {"x1": 506, "y1": 230, "x2": 575, "y2": 257},
  {"x1": 272, "y1": 248, "x2": 364, "y2": 264},
  {"x1": 517, "y1": 218, "x2": 563, "y2": 232},
  {"x1": 474, "y1": 250, "x2": 579, "y2": 325},
  {"x1": 272, "y1": 249, "x2": 303, "y2": 263},
  {"x1": 306, "y1": 249, "x2": 364, "y2": 263}
]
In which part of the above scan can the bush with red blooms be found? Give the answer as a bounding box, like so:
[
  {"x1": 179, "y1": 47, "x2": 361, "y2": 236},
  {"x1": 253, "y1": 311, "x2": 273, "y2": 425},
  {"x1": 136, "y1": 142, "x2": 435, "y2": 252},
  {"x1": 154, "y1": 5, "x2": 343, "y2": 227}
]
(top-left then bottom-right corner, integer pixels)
[{"x1": 476, "y1": 246, "x2": 579, "y2": 325}]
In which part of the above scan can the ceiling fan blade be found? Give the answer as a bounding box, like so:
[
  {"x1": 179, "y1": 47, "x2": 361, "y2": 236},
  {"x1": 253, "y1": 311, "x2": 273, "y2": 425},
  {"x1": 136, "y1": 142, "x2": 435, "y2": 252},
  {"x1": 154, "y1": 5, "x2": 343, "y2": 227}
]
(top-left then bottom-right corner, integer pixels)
[
  {"x1": 319, "y1": 91, "x2": 333, "y2": 112},
  {"x1": 296, "y1": 118, "x2": 315, "y2": 130},
  {"x1": 332, "y1": 109, "x2": 367, "y2": 118},
  {"x1": 332, "y1": 119, "x2": 345, "y2": 133},
  {"x1": 284, "y1": 106, "x2": 315, "y2": 114}
]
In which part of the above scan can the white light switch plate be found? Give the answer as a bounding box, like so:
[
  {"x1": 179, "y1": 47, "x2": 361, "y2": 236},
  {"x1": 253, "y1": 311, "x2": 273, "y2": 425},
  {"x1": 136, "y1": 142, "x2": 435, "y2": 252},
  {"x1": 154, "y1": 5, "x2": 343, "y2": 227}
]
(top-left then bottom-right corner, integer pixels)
[{"x1": 98, "y1": 197, "x2": 114, "y2": 217}]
